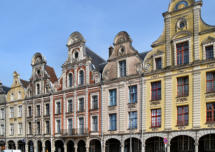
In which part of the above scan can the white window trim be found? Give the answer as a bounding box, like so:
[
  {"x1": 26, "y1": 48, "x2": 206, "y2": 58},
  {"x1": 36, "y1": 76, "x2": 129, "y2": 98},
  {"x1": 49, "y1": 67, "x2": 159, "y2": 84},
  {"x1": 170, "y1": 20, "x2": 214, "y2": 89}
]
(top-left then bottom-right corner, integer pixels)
[
  {"x1": 173, "y1": 37, "x2": 192, "y2": 66},
  {"x1": 67, "y1": 118, "x2": 73, "y2": 130},
  {"x1": 36, "y1": 82, "x2": 41, "y2": 95},
  {"x1": 36, "y1": 104, "x2": 41, "y2": 116},
  {"x1": 18, "y1": 105, "x2": 22, "y2": 117},
  {"x1": 78, "y1": 69, "x2": 85, "y2": 85},
  {"x1": 118, "y1": 59, "x2": 127, "y2": 78},
  {"x1": 202, "y1": 42, "x2": 215, "y2": 60},
  {"x1": 67, "y1": 98, "x2": 73, "y2": 113},
  {"x1": 91, "y1": 93, "x2": 99, "y2": 109},
  {"x1": 78, "y1": 97, "x2": 85, "y2": 111},
  {"x1": 55, "y1": 100, "x2": 61, "y2": 114},
  {"x1": 153, "y1": 55, "x2": 163, "y2": 70},
  {"x1": 18, "y1": 123, "x2": 22, "y2": 135},
  {"x1": 78, "y1": 117, "x2": 84, "y2": 131},
  {"x1": 10, "y1": 107, "x2": 14, "y2": 118},
  {"x1": 67, "y1": 72, "x2": 73, "y2": 88},
  {"x1": 91, "y1": 115, "x2": 98, "y2": 132},
  {"x1": 55, "y1": 119, "x2": 61, "y2": 133}
]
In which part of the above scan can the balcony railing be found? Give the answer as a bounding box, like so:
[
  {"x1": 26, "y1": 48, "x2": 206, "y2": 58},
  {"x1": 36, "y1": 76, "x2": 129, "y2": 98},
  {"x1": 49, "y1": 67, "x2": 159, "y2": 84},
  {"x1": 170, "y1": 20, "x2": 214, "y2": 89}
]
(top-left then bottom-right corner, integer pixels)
[{"x1": 63, "y1": 128, "x2": 88, "y2": 136}]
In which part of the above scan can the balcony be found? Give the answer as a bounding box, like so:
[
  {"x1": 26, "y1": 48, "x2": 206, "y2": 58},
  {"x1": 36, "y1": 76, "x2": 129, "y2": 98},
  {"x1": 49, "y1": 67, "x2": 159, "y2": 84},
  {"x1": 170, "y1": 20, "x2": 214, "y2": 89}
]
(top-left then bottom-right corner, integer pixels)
[{"x1": 63, "y1": 128, "x2": 88, "y2": 136}]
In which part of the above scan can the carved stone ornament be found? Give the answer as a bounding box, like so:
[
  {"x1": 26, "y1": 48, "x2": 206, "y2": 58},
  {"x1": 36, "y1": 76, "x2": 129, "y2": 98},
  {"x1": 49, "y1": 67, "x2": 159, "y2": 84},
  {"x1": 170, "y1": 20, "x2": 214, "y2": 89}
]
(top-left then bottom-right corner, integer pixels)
[
  {"x1": 205, "y1": 92, "x2": 215, "y2": 98},
  {"x1": 143, "y1": 63, "x2": 151, "y2": 72},
  {"x1": 176, "y1": 97, "x2": 188, "y2": 103}
]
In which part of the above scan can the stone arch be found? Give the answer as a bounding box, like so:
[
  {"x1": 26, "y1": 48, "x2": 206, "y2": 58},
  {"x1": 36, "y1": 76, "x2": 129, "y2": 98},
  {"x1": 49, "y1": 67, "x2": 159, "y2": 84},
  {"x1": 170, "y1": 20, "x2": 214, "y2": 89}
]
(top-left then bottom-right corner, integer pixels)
[
  {"x1": 143, "y1": 133, "x2": 167, "y2": 143},
  {"x1": 197, "y1": 129, "x2": 215, "y2": 141},
  {"x1": 104, "y1": 135, "x2": 121, "y2": 144},
  {"x1": 89, "y1": 139, "x2": 101, "y2": 152},
  {"x1": 8, "y1": 140, "x2": 16, "y2": 149},
  {"x1": 45, "y1": 140, "x2": 51, "y2": 152},
  {"x1": 170, "y1": 135, "x2": 195, "y2": 152},
  {"x1": 172, "y1": 30, "x2": 192, "y2": 40},
  {"x1": 124, "y1": 137, "x2": 142, "y2": 152},
  {"x1": 169, "y1": 131, "x2": 196, "y2": 141},
  {"x1": 105, "y1": 138, "x2": 121, "y2": 152}
]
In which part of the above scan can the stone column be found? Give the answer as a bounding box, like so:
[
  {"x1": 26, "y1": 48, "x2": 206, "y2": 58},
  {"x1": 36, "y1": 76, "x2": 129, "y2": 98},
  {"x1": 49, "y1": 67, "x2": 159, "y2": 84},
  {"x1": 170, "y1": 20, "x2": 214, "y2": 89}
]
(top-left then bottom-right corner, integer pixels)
[
  {"x1": 43, "y1": 143, "x2": 46, "y2": 152},
  {"x1": 34, "y1": 141, "x2": 37, "y2": 152},
  {"x1": 120, "y1": 143, "x2": 124, "y2": 152},
  {"x1": 74, "y1": 144, "x2": 77, "y2": 152},
  {"x1": 64, "y1": 143, "x2": 67, "y2": 152},
  {"x1": 25, "y1": 144, "x2": 28, "y2": 152},
  {"x1": 86, "y1": 146, "x2": 89, "y2": 152},
  {"x1": 142, "y1": 143, "x2": 145, "y2": 152},
  {"x1": 167, "y1": 143, "x2": 170, "y2": 152},
  {"x1": 195, "y1": 141, "x2": 198, "y2": 152}
]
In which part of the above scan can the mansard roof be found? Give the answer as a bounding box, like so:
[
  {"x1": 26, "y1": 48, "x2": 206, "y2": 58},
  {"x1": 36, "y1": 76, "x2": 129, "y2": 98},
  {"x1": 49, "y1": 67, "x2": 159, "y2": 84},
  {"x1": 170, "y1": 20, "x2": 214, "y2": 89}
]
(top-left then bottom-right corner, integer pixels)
[
  {"x1": 139, "y1": 51, "x2": 149, "y2": 61},
  {"x1": 86, "y1": 47, "x2": 106, "y2": 71},
  {"x1": 45, "y1": 65, "x2": 58, "y2": 83}
]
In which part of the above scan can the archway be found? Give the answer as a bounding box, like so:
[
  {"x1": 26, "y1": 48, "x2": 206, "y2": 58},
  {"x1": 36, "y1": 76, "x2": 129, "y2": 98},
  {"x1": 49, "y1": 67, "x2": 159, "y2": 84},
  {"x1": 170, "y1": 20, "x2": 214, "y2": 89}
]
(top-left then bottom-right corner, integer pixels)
[
  {"x1": 77, "y1": 140, "x2": 86, "y2": 152},
  {"x1": 199, "y1": 134, "x2": 215, "y2": 152},
  {"x1": 45, "y1": 140, "x2": 51, "y2": 152},
  {"x1": 145, "y1": 137, "x2": 164, "y2": 152},
  {"x1": 170, "y1": 135, "x2": 195, "y2": 152},
  {"x1": 18, "y1": 140, "x2": 25, "y2": 152},
  {"x1": 8, "y1": 140, "x2": 16, "y2": 149},
  {"x1": 124, "y1": 138, "x2": 141, "y2": 152},
  {"x1": 67, "y1": 140, "x2": 74, "y2": 152},
  {"x1": 28, "y1": 141, "x2": 34, "y2": 152},
  {"x1": 55, "y1": 140, "x2": 64, "y2": 152},
  {"x1": 0, "y1": 141, "x2": 5, "y2": 151},
  {"x1": 89, "y1": 139, "x2": 101, "y2": 152},
  {"x1": 105, "y1": 138, "x2": 121, "y2": 152},
  {"x1": 37, "y1": 141, "x2": 42, "y2": 152}
]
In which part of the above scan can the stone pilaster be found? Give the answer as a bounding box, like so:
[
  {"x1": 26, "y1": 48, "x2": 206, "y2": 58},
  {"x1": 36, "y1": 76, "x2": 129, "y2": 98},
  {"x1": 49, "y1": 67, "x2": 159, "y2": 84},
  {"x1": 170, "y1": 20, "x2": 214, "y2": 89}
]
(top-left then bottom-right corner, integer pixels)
[
  {"x1": 165, "y1": 75, "x2": 172, "y2": 130},
  {"x1": 164, "y1": 14, "x2": 171, "y2": 66}
]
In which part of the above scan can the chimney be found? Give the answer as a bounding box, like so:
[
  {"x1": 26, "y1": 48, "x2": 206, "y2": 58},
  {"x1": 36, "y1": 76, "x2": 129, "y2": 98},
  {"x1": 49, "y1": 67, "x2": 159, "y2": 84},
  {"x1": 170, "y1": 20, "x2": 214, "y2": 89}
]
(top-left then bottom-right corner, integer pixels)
[{"x1": 109, "y1": 46, "x2": 114, "y2": 57}]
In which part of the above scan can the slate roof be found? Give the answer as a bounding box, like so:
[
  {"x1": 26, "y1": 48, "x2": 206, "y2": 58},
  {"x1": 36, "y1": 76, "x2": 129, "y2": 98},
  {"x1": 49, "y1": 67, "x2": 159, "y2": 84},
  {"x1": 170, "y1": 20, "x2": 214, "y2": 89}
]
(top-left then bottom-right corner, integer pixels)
[
  {"x1": 86, "y1": 47, "x2": 106, "y2": 71},
  {"x1": 45, "y1": 65, "x2": 58, "y2": 83},
  {"x1": 139, "y1": 51, "x2": 149, "y2": 61},
  {"x1": 20, "y1": 79, "x2": 29, "y2": 88},
  {"x1": 2, "y1": 86, "x2": 10, "y2": 94}
]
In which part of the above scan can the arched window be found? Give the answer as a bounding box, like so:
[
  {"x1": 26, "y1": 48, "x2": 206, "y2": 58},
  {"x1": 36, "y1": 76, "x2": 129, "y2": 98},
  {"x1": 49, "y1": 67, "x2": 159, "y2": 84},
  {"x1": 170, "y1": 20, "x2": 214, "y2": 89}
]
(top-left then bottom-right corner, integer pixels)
[
  {"x1": 37, "y1": 84, "x2": 40, "y2": 95},
  {"x1": 79, "y1": 70, "x2": 84, "y2": 85},
  {"x1": 68, "y1": 73, "x2": 73, "y2": 87}
]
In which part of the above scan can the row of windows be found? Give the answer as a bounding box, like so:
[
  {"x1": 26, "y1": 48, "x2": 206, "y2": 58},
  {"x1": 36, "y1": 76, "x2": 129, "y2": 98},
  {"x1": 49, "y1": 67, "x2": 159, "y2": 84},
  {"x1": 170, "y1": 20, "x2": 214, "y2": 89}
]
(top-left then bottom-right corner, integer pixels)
[
  {"x1": 109, "y1": 85, "x2": 137, "y2": 106},
  {"x1": 109, "y1": 111, "x2": 137, "y2": 131},
  {"x1": 67, "y1": 70, "x2": 85, "y2": 87},
  {"x1": 151, "y1": 71, "x2": 215, "y2": 101},
  {"x1": 9, "y1": 123, "x2": 23, "y2": 136},
  {"x1": 153, "y1": 42, "x2": 214, "y2": 71},
  {"x1": 28, "y1": 121, "x2": 50, "y2": 135},
  {"x1": 9, "y1": 106, "x2": 22, "y2": 118},
  {"x1": 151, "y1": 103, "x2": 215, "y2": 128},
  {"x1": 27, "y1": 103, "x2": 50, "y2": 117}
]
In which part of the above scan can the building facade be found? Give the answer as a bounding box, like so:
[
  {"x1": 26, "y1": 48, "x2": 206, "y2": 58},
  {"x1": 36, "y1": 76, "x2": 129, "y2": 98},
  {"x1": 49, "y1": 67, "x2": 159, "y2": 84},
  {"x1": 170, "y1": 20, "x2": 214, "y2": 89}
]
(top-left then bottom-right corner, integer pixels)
[
  {"x1": 5, "y1": 72, "x2": 28, "y2": 151},
  {"x1": 0, "y1": 82, "x2": 9, "y2": 151},
  {"x1": 142, "y1": 0, "x2": 215, "y2": 152},
  {"x1": 2, "y1": 0, "x2": 215, "y2": 152}
]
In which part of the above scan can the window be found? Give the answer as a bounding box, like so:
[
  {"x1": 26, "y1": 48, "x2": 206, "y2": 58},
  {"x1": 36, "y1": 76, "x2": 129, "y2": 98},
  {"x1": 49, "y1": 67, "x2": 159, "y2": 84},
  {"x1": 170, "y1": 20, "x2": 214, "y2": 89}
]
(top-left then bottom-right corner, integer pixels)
[
  {"x1": 0, "y1": 109, "x2": 4, "y2": 119},
  {"x1": 177, "y1": 106, "x2": 189, "y2": 126},
  {"x1": 46, "y1": 121, "x2": 50, "y2": 134},
  {"x1": 18, "y1": 91, "x2": 21, "y2": 99},
  {"x1": 28, "y1": 106, "x2": 32, "y2": 117},
  {"x1": 92, "y1": 116, "x2": 98, "y2": 132},
  {"x1": 56, "y1": 102, "x2": 61, "y2": 114},
  {"x1": 18, "y1": 123, "x2": 22, "y2": 135},
  {"x1": 206, "y1": 45, "x2": 214, "y2": 60},
  {"x1": 36, "y1": 83, "x2": 40, "y2": 95},
  {"x1": 79, "y1": 117, "x2": 84, "y2": 134},
  {"x1": 79, "y1": 98, "x2": 84, "y2": 112},
  {"x1": 129, "y1": 86, "x2": 137, "y2": 103},
  {"x1": 92, "y1": 95, "x2": 98, "y2": 110},
  {"x1": 129, "y1": 111, "x2": 137, "y2": 129},
  {"x1": 10, "y1": 107, "x2": 14, "y2": 118},
  {"x1": 207, "y1": 103, "x2": 215, "y2": 123},
  {"x1": 151, "y1": 81, "x2": 161, "y2": 101},
  {"x1": 37, "y1": 122, "x2": 40, "y2": 134},
  {"x1": 11, "y1": 93, "x2": 14, "y2": 101},
  {"x1": 151, "y1": 109, "x2": 161, "y2": 128},
  {"x1": 207, "y1": 72, "x2": 215, "y2": 93},
  {"x1": 36, "y1": 105, "x2": 40, "y2": 117},
  {"x1": 79, "y1": 70, "x2": 84, "y2": 85},
  {"x1": 176, "y1": 41, "x2": 189, "y2": 65},
  {"x1": 109, "y1": 89, "x2": 117, "y2": 106},
  {"x1": 68, "y1": 119, "x2": 73, "y2": 134},
  {"x1": 0, "y1": 124, "x2": 4, "y2": 135},
  {"x1": 109, "y1": 114, "x2": 117, "y2": 131},
  {"x1": 155, "y1": 57, "x2": 162, "y2": 70},
  {"x1": 68, "y1": 100, "x2": 73, "y2": 113},
  {"x1": 17, "y1": 105, "x2": 22, "y2": 117},
  {"x1": 10, "y1": 124, "x2": 14, "y2": 135},
  {"x1": 45, "y1": 104, "x2": 50, "y2": 116},
  {"x1": 56, "y1": 120, "x2": 61, "y2": 134},
  {"x1": 68, "y1": 73, "x2": 73, "y2": 87},
  {"x1": 28, "y1": 122, "x2": 32, "y2": 134},
  {"x1": 119, "y1": 60, "x2": 126, "y2": 77},
  {"x1": 177, "y1": 76, "x2": 189, "y2": 97}
]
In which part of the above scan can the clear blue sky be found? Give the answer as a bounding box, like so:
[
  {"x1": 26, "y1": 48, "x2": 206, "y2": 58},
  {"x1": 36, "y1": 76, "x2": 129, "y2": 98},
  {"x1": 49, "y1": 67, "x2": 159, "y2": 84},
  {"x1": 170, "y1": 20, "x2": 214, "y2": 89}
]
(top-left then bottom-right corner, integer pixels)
[{"x1": 0, "y1": 0, "x2": 215, "y2": 87}]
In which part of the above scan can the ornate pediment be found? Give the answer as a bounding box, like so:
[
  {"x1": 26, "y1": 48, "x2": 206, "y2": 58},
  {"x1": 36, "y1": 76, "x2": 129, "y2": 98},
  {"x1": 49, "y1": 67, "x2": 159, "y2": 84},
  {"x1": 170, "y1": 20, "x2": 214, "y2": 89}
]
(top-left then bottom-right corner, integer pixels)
[{"x1": 201, "y1": 36, "x2": 215, "y2": 45}]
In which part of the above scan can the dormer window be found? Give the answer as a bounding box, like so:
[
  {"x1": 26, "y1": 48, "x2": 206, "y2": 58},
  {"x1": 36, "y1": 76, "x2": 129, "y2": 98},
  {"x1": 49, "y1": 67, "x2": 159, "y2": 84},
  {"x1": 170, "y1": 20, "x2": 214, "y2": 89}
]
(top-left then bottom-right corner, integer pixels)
[
  {"x1": 155, "y1": 57, "x2": 162, "y2": 70},
  {"x1": 206, "y1": 45, "x2": 214, "y2": 60},
  {"x1": 79, "y1": 70, "x2": 84, "y2": 85},
  {"x1": 75, "y1": 52, "x2": 79, "y2": 59},
  {"x1": 119, "y1": 60, "x2": 126, "y2": 77},
  {"x1": 36, "y1": 83, "x2": 40, "y2": 95},
  {"x1": 68, "y1": 73, "x2": 73, "y2": 87}
]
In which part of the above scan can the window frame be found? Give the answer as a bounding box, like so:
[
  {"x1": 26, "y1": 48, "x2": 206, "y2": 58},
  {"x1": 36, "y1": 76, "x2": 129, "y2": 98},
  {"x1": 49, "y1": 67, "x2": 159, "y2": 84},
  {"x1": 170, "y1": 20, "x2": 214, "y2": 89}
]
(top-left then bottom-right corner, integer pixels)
[
  {"x1": 151, "y1": 109, "x2": 161, "y2": 128},
  {"x1": 128, "y1": 111, "x2": 137, "y2": 129},
  {"x1": 79, "y1": 70, "x2": 85, "y2": 85},
  {"x1": 206, "y1": 72, "x2": 215, "y2": 93},
  {"x1": 109, "y1": 113, "x2": 117, "y2": 131},
  {"x1": 119, "y1": 60, "x2": 126, "y2": 77},
  {"x1": 129, "y1": 85, "x2": 137, "y2": 104},
  {"x1": 177, "y1": 76, "x2": 189, "y2": 97},
  {"x1": 109, "y1": 89, "x2": 117, "y2": 106},
  {"x1": 177, "y1": 106, "x2": 189, "y2": 126},
  {"x1": 203, "y1": 42, "x2": 215, "y2": 60},
  {"x1": 151, "y1": 81, "x2": 161, "y2": 101},
  {"x1": 206, "y1": 103, "x2": 215, "y2": 123}
]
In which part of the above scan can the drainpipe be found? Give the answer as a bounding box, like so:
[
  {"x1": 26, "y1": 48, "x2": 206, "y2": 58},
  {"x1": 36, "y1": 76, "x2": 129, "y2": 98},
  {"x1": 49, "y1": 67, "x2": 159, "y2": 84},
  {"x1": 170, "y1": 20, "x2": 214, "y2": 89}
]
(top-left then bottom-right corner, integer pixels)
[{"x1": 100, "y1": 81, "x2": 104, "y2": 151}]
